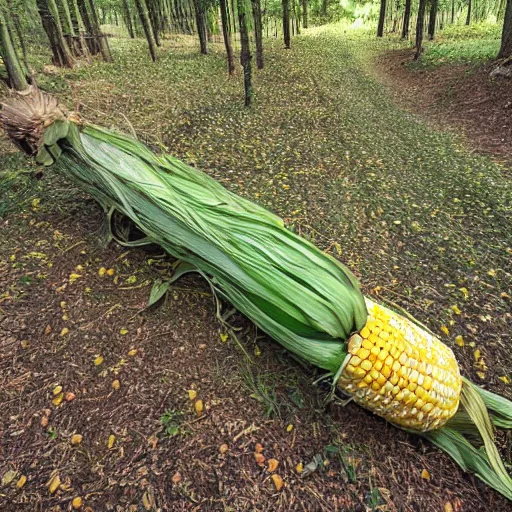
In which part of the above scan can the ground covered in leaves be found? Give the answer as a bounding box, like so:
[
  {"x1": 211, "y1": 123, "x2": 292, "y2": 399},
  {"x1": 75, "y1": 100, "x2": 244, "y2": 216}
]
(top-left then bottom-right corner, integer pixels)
[{"x1": 1, "y1": 26, "x2": 511, "y2": 511}]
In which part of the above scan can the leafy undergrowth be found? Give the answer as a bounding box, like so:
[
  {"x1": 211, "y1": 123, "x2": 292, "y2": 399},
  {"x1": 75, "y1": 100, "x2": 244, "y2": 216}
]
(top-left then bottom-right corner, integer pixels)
[
  {"x1": 1, "y1": 26, "x2": 511, "y2": 511},
  {"x1": 410, "y1": 22, "x2": 501, "y2": 68}
]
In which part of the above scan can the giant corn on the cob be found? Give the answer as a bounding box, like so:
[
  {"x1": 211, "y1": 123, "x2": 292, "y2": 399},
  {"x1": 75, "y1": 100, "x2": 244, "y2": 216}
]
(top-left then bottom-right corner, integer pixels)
[{"x1": 1, "y1": 90, "x2": 512, "y2": 500}]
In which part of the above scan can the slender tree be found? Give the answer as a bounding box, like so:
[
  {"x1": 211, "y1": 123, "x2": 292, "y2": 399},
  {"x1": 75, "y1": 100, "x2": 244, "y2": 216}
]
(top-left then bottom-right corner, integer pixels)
[
  {"x1": 37, "y1": 0, "x2": 75, "y2": 67},
  {"x1": 134, "y1": 0, "x2": 157, "y2": 60},
  {"x1": 193, "y1": 0, "x2": 208, "y2": 54},
  {"x1": 219, "y1": 0, "x2": 235, "y2": 74},
  {"x1": 401, "y1": 0, "x2": 411, "y2": 38},
  {"x1": 0, "y1": 3, "x2": 29, "y2": 90},
  {"x1": 451, "y1": 0, "x2": 455, "y2": 23},
  {"x1": 238, "y1": 0, "x2": 252, "y2": 106},
  {"x1": 122, "y1": 0, "x2": 135, "y2": 37},
  {"x1": 498, "y1": 0, "x2": 512, "y2": 58},
  {"x1": 415, "y1": 0, "x2": 427, "y2": 60},
  {"x1": 146, "y1": 0, "x2": 161, "y2": 46},
  {"x1": 282, "y1": 0, "x2": 290, "y2": 48},
  {"x1": 428, "y1": 0, "x2": 438, "y2": 40},
  {"x1": 251, "y1": 0, "x2": 263, "y2": 69},
  {"x1": 302, "y1": 0, "x2": 307, "y2": 28},
  {"x1": 466, "y1": 0, "x2": 471, "y2": 24},
  {"x1": 377, "y1": 0, "x2": 386, "y2": 36},
  {"x1": 87, "y1": 0, "x2": 112, "y2": 61}
]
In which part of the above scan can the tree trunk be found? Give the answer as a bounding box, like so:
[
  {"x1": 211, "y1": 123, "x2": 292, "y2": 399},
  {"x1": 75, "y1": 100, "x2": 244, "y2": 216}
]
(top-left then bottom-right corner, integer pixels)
[
  {"x1": 87, "y1": 0, "x2": 112, "y2": 61},
  {"x1": 321, "y1": 0, "x2": 327, "y2": 16},
  {"x1": 282, "y1": 0, "x2": 290, "y2": 48},
  {"x1": 238, "y1": 0, "x2": 252, "y2": 106},
  {"x1": 428, "y1": 0, "x2": 438, "y2": 40},
  {"x1": 56, "y1": 0, "x2": 79, "y2": 55},
  {"x1": 466, "y1": 0, "x2": 471, "y2": 24},
  {"x1": 451, "y1": 0, "x2": 455, "y2": 23},
  {"x1": 415, "y1": 0, "x2": 427, "y2": 60},
  {"x1": 251, "y1": 0, "x2": 263, "y2": 69},
  {"x1": 147, "y1": 0, "x2": 161, "y2": 46},
  {"x1": 401, "y1": 0, "x2": 411, "y2": 38},
  {"x1": 122, "y1": 0, "x2": 135, "y2": 37},
  {"x1": 219, "y1": 0, "x2": 235, "y2": 73},
  {"x1": 36, "y1": 0, "x2": 74, "y2": 67},
  {"x1": 498, "y1": 0, "x2": 512, "y2": 58},
  {"x1": 134, "y1": 0, "x2": 157, "y2": 60},
  {"x1": 0, "y1": 4, "x2": 29, "y2": 90},
  {"x1": 377, "y1": 0, "x2": 386, "y2": 37},
  {"x1": 193, "y1": 0, "x2": 208, "y2": 54},
  {"x1": 302, "y1": 0, "x2": 308, "y2": 28}
]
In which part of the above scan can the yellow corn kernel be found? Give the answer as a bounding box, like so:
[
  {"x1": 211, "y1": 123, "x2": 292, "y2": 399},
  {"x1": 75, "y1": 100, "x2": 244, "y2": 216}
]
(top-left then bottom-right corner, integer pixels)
[
  {"x1": 357, "y1": 347, "x2": 371, "y2": 360},
  {"x1": 360, "y1": 359, "x2": 373, "y2": 371}
]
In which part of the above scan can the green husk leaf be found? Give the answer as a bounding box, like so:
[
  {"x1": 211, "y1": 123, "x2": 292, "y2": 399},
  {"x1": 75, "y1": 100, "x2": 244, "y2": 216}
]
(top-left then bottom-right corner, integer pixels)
[
  {"x1": 35, "y1": 146, "x2": 54, "y2": 166},
  {"x1": 43, "y1": 119, "x2": 69, "y2": 146},
  {"x1": 147, "y1": 279, "x2": 170, "y2": 307},
  {"x1": 425, "y1": 379, "x2": 512, "y2": 500}
]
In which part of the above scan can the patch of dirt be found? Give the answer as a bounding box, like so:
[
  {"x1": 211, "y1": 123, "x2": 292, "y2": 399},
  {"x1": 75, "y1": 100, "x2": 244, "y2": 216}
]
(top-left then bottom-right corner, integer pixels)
[{"x1": 374, "y1": 48, "x2": 512, "y2": 165}]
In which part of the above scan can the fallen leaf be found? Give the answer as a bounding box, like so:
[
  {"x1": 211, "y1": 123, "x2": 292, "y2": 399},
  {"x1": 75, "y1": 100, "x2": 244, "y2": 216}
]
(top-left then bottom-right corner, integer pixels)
[
  {"x1": 445, "y1": 502, "x2": 454, "y2": 512},
  {"x1": 254, "y1": 453, "x2": 265, "y2": 466},
  {"x1": 440, "y1": 325, "x2": 449, "y2": 336},
  {"x1": 219, "y1": 443, "x2": 229, "y2": 454},
  {"x1": 60, "y1": 328, "x2": 69, "y2": 337},
  {"x1": 48, "y1": 474, "x2": 61, "y2": 494},
  {"x1": 171, "y1": 471, "x2": 181, "y2": 484},
  {"x1": 53, "y1": 385, "x2": 63, "y2": 396},
  {"x1": 94, "y1": 355, "x2": 104, "y2": 366},
  {"x1": 188, "y1": 389, "x2": 197, "y2": 401},
  {"x1": 41, "y1": 416, "x2": 49, "y2": 427},
  {"x1": 65, "y1": 392, "x2": 76, "y2": 402},
  {"x1": 45, "y1": 325, "x2": 52, "y2": 335},
  {"x1": 72, "y1": 497, "x2": 83, "y2": 509},
  {"x1": 16, "y1": 475, "x2": 27, "y2": 488},
  {"x1": 286, "y1": 424, "x2": 294, "y2": 432},
  {"x1": 52, "y1": 393, "x2": 64, "y2": 406},
  {"x1": 267, "y1": 458, "x2": 279, "y2": 473},
  {"x1": 2, "y1": 469, "x2": 18, "y2": 486},
  {"x1": 98, "y1": 267, "x2": 106, "y2": 276},
  {"x1": 474, "y1": 349, "x2": 481, "y2": 362},
  {"x1": 459, "y1": 287, "x2": 469, "y2": 299},
  {"x1": 254, "y1": 345, "x2": 261, "y2": 356},
  {"x1": 451, "y1": 305, "x2": 461, "y2": 315},
  {"x1": 219, "y1": 333, "x2": 228, "y2": 342},
  {"x1": 20, "y1": 340, "x2": 30, "y2": 349},
  {"x1": 127, "y1": 349, "x2": 137, "y2": 356},
  {"x1": 119, "y1": 328, "x2": 129, "y2": 335},
  {"x1": 421, "y1": 469, "x2": 431, "y2": 481},
  {"x1": 487, "y1": 269, "x2": 496, "y2": 277},
  {"x1": 106, "y1": 268, "x2": 115, "y2": 276},
  {"x1": 296, "y1": 462, "x2": 303, "y2": 473},
  {"x1": 194, "y1": 399, "x2": 204, "y2": 415},
  {"x1": 271, "y1": 474, "x2": 283, "y2": 491},
  {"x1": 60, "y1": 301, "x2": 67, "y2": 309},
  {"x1": 112, "y1": 380, "x2": 120, "y2": 390},
  {"x1": 455, "y1": 335, "x2": 465, "y2": 347},
  {"x1": 69, "y1": 273, "x2": 82, "y2": 283},
  {"x1": 142, "y1": 491, "x2": 151, "y2": 510},
  {"x1": 71, "y1": 434, "x2": 83, "y2": 445},
  {"x1": 499, "y1": 376, "x2": 510, "y2": 385},
  {"x1": 108, "y1": 435, "x2": 116, "y2": 449},
  {"x1": 254, "y1": 443, "x2": 264, "y2": 453}
]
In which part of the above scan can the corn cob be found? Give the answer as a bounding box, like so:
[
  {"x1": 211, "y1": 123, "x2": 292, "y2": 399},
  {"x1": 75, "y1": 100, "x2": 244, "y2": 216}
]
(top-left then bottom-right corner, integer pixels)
[{"x1": 338, "y1": 299, "x2": 462, "y2": 431}]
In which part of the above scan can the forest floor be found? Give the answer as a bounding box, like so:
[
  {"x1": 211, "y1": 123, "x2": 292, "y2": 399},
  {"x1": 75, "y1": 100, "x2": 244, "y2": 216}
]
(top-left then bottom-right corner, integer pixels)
[{"x1": 1, "y1": 27, "x2": 512, "y2": 512}]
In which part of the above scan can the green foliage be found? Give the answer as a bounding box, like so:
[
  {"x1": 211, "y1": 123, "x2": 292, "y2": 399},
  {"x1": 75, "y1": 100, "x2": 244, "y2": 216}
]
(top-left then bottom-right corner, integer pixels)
[{"x1": 159, "y1": 409, "x2": 185, "y2": 437}]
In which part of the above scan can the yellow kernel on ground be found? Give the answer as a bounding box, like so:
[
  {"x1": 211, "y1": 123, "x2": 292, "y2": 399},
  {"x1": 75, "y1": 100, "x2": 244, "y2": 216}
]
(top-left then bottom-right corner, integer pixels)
[
  {"x1": 357, "y1": 348, "x2": 371, "y2": 360},
  {"x1": 112, "y1": 380, "x2": 120, "y2": 390},
  {"x1": 72, "y1": 497, "x2": 83, "y2": 509},
  {"x1": 108, "y1": 435, "x2": 116, "y2": 449},
  {"x1": 94, "y1": 355, "x2": 104, "y2": 366},
  {"x1": 360, "y1": 359, "x2": 373, "y2": 371},
  {"x1": 377, "y1": 350, "x2": 388, "y2": 362},
  {"x1": 195, "y1": 399, "x2": 204, "y2": 415},
  {"x1": 360, "y1": 327, "x2": 371, "y2": 338},
  {"x1": 16, "y1": 475, "x2": 27, "y2": 489}
]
